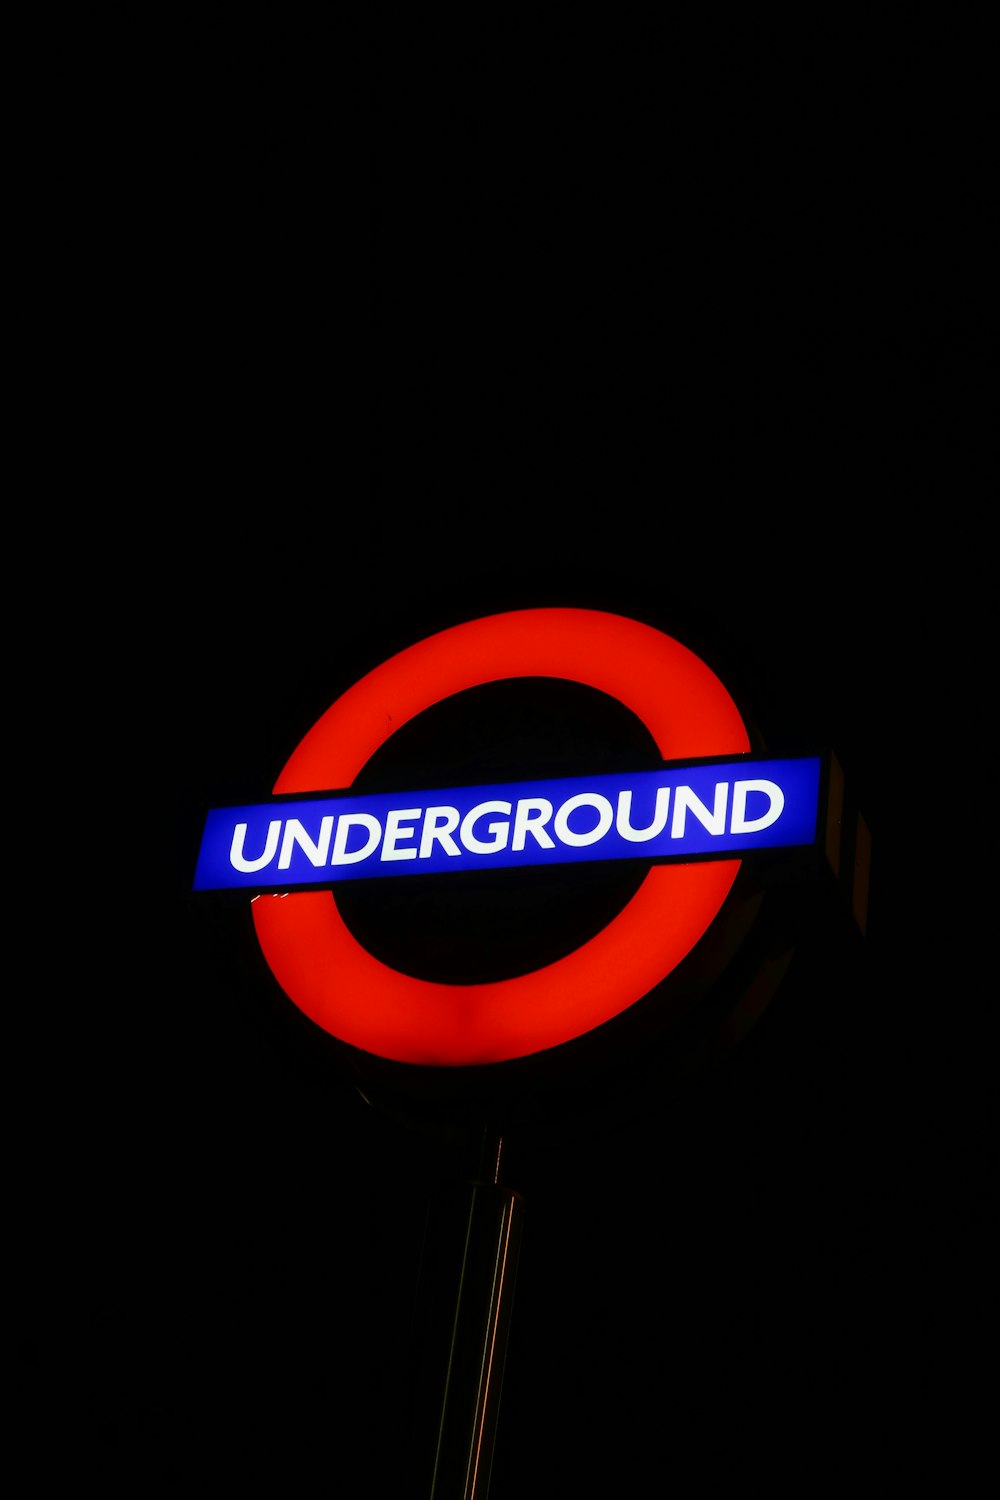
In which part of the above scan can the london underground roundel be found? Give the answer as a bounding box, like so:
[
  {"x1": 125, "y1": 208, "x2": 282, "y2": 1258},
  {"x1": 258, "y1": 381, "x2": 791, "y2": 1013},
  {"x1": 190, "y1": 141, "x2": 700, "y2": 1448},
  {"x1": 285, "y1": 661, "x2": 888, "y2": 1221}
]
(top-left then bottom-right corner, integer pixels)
[{"x1": 249, "y1": 608, "x2": 754, "y2": 1067}]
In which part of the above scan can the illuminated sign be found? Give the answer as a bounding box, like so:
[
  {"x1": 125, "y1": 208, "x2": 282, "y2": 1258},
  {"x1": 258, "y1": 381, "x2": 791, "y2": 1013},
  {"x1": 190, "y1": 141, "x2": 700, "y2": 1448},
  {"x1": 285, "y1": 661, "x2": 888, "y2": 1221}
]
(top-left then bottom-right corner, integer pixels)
[
  {"x1": 196, "y1": 608, "x2": 823, "y2": 1068},
  {"x1": 194, "y1": 759, "x2": 819, "y2": 891}
]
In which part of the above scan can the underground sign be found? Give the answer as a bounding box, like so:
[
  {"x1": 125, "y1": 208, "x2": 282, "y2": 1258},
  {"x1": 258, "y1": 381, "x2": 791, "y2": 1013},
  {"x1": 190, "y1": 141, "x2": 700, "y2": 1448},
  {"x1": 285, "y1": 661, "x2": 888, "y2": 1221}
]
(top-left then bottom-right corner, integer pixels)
[{"x1": 194, "y1": 608, "x2": 821, "y2": 1067}]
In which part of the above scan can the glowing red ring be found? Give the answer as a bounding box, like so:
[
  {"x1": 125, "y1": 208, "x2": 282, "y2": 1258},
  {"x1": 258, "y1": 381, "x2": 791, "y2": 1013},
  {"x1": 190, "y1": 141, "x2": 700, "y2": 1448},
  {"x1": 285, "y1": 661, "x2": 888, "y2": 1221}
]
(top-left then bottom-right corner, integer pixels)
[{"x1": 252, "y1": 608, "x2": 751, "y2": 1065}]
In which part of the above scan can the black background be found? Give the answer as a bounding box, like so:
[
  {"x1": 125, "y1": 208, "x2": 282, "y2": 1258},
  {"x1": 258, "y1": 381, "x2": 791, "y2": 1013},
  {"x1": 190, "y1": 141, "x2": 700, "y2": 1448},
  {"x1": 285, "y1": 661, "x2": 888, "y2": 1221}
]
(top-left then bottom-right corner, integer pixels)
[{"x1": 19, "y1": 37, "x2": 994, "y2": 1496}]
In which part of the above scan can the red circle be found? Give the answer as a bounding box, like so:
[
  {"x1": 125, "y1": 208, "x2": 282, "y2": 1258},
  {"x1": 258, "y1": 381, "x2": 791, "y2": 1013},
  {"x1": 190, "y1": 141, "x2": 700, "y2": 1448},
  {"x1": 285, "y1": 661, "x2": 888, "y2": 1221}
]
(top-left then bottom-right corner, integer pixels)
[{"x1": 252, "y1": 608, "x2": 751, "y2": 1065}]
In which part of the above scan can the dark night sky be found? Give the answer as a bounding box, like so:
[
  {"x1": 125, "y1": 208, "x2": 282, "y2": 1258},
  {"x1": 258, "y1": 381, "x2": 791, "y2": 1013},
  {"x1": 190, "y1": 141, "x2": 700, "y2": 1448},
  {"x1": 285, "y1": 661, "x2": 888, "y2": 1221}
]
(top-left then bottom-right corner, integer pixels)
[{"x1": 18, "y1": 43, "x2": 994, "y2": 1496}]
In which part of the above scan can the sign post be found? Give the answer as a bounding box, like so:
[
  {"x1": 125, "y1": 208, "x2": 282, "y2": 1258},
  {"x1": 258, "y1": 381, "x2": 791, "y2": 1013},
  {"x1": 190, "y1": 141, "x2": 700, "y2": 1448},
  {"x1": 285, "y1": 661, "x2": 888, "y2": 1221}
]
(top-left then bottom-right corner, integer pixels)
[
  {"x1": 193, "y1": 607, "x2": 866, "y2": 1496},
  {"x1": 402, "y1": 1128, "x2": 524, "y2": 1500}
]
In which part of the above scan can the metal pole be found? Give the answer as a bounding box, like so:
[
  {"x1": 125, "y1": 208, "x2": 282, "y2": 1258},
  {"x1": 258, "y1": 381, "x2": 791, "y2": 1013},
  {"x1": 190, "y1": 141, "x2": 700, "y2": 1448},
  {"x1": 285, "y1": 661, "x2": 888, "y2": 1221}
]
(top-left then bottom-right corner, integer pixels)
[{"x1": 404, "y1": 1128, "x2": 526, "y2": 1500}]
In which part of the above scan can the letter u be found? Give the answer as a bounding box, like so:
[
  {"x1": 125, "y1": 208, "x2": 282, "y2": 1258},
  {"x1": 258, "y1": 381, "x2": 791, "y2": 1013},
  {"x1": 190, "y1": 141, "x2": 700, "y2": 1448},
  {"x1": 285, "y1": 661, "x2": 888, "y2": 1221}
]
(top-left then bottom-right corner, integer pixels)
[
  {"x1": 616, "y1": 787, "x2": 670, "y2": 842},
  {"x1": 230, "y1": 820, "x2": 282, "y2": 873}
]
